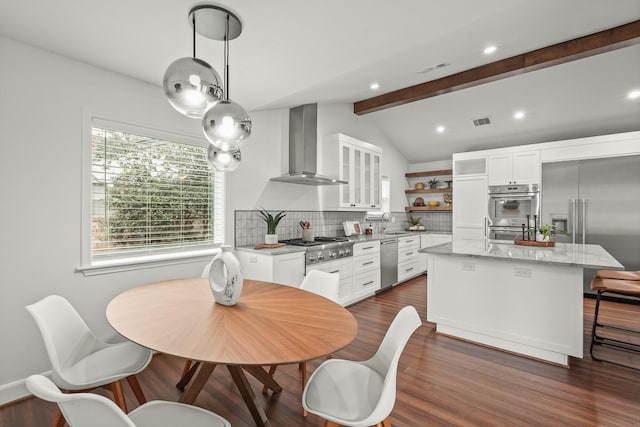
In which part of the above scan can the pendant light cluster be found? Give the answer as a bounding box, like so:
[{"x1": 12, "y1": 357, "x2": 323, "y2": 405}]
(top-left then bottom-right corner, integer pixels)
[{"x1": 163, "y1": 4, "x2": 251, "y2": 172}]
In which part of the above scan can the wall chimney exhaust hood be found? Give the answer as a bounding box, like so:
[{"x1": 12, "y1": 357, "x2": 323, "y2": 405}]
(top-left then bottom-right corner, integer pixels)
[{"x1": 270, "y1": 104, "x2": 347, "y2": 186}]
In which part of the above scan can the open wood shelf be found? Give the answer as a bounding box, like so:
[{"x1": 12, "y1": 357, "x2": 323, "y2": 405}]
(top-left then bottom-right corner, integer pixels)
[
  {"x1": 405, "y1": 206, "x2": 452, "y2": 212},
  {"x1": 405, "y1": 169, "x2": 453, "y2": 178},
  {"x1": 406, "y1": 187, "x2": 452, "y2": 194}
]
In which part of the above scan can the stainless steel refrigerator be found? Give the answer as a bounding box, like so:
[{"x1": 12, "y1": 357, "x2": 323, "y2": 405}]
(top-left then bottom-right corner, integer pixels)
[{"x1": 541, "y1": 155, "x2": 640, "y2": 296}]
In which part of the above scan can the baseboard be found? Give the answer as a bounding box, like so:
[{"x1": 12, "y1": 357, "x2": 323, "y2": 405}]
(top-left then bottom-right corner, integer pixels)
[{"x1": 0, "y1": 370, "x2": 51, "y2": 407}]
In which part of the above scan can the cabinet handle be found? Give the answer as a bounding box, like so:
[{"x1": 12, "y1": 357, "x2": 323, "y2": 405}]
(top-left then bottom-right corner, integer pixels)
[
  {"x1": 329, "y1": 270, "x2": 340, "y2": 274},
  {"x1": 405, "y1": 267, "x2": 414, "y2": 272},
  {"x1": 363, "y1": 246, "x2": 374, "y2": 250},
  {"x1": 406, "y1": 252, "x2": 414, "y2": 256},
  {"x1": 362, "y1": 261, "x2": 374, "y2": 266},
  {"x1": 362, "y1": 280, "x2": 374, "y2": 286},
  {"x1": 406, "y1": 239, "x2": 414, "y2": 243}
]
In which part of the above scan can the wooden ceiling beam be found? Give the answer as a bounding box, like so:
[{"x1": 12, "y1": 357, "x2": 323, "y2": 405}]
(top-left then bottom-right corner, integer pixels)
[{"x1": 354, "y1": 20, "x2": 640, "y2": 115}]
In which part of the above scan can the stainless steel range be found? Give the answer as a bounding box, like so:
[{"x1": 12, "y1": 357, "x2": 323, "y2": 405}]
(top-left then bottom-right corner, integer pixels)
[{"x1": 280, "y1": 236, "x2": 354, "y2": 265}]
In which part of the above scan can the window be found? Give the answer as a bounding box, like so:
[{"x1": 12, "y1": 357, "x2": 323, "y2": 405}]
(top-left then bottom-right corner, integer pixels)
[{"x1": 81, "y1": 116, "x2": 224, "y2": 273}]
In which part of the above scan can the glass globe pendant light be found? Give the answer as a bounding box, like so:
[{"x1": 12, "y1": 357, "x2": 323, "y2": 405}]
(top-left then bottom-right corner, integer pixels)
[
  {"x1": 202, "y1": 12, "x2": 252, "y2": 151},
  {"x1": 162, "y1": 11, "x2": 223, "y2": 119},
  {"x1": 207, "y1": 144, "x2": 241, "y2": 172}
]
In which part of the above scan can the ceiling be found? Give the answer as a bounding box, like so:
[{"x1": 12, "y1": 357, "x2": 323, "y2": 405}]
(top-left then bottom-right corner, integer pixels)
[{"x1": 1, "y1": 1, "x2": 639, "y2": 162}]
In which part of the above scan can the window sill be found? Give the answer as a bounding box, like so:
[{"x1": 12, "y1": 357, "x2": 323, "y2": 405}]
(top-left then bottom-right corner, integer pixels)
[{"x1": 77, "y1": 248, "x2": 220, "y2": 276}]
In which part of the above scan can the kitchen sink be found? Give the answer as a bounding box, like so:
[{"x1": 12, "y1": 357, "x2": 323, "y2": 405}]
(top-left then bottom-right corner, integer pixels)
[{"x1": 383, "y1": 231, "x2": 411, "y2": 236}]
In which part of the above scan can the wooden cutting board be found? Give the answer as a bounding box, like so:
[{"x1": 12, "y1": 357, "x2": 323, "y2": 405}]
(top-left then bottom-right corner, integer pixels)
[
  {"x1": 514, "y1": 239, "x2": 555, "y2": 247},
  {"x1": 254, "y1": 243, "x2": 286, "y2": 249}
]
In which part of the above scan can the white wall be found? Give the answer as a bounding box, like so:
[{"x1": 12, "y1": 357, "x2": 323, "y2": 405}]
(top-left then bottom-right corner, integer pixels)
[{"x1": 0, "y1": 36, "x2": 412, "y2": 403}]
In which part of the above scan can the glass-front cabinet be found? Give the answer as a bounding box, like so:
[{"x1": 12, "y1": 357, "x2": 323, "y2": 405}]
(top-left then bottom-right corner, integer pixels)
[{"x1": 325, "y1": 133, "x2": 383, "y2": 210}]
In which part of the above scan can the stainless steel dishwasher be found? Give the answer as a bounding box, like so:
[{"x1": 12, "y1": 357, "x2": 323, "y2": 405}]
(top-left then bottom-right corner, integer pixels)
[{"x1": 379, "y1": 238, "x2": 398, "y2": 292}]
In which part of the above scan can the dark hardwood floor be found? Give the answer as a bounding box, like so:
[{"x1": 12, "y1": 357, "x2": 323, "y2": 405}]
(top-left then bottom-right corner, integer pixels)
[{"x1": 3, "y1": 275, "x2": 640, "y2": 426}]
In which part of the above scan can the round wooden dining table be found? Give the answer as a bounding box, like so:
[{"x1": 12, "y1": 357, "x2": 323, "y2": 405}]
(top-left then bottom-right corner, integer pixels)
[{"x1": 106, "y1": 277, "x2": 358, "y2": 427}]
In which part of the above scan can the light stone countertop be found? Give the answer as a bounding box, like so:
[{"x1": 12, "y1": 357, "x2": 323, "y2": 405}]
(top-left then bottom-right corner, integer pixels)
[
  {"x1": 419, "y1": 239, "x2": 624, "y2": 270},
  {"x1": 235, "y1": 231, "x2": 452, "y2": 255}
]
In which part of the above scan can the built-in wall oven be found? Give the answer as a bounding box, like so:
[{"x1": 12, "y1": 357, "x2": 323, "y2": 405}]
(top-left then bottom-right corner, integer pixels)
[{"x1": 488, "y1": 184, "x2": 540, "y2": 241}]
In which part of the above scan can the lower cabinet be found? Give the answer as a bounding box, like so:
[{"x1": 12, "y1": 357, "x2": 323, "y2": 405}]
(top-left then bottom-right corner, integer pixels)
[
  {"x1": 397, "y1": 236, "x2": 421, "y2": 283},
  {"x1": 306, "y1": 259, "x2": 353, "y2": 306},
  {"x1": 352, "y1": 242, "x2": 381, "y2": 301},
  {"x1": 237, "y1": 250, "x2": 306, "y2": 287},
  {"x1": 420, "y1": 234, "x2": 453, "y2": 272}
]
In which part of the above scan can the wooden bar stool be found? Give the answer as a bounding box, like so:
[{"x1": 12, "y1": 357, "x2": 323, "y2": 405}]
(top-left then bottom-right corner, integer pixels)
[{"x1": 589, "y1": 270, "x2": 640, "y2": 371}]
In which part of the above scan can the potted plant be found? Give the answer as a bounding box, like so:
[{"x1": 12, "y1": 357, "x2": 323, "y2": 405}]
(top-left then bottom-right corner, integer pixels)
[
  {"x1": 408, "y1": 216, "x2": 424, "y2": 231},
  {"x1": 257, "y1": 208, "x2": 286, "y2": 244},
  {"x1": 428, "y1": 178, "x2": 440, "y2": 189},
  {"x1": 537, "y1": 224, "x2": 554, "y2": 242}
]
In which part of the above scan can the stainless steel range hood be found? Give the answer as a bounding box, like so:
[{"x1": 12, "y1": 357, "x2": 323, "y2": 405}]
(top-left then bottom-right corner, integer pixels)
[{"x1": 270, "y1": 104, "x2": 347, "y2": 186}]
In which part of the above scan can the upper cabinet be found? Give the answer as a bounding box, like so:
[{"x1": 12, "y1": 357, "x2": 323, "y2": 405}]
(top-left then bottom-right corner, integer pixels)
[
  {"x1": 488, "y1": 150, "x2": 540, "y2": 185},
  {"x1": 324, "y1": 134, "x2": 382, "y2": 210}
]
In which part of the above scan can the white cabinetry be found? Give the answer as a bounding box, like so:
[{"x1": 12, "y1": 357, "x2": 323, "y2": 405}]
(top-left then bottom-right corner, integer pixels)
[
  {"x1": 488, "y1": 150, "x2": 540, "y2": 185},
  {"x1": 237, "y1": 251, "x2": 305, "y2": 287},
  {"x1": 420, "y1": 233, "x2": 452, "y2": 272},
  {"x1": 352, "y1": 241, "x2": 380, "y2": 300},
  {"x1": 324, "y1": 133, "x2": 382, "y2": 210},
  {"x1": 452, "y1": 175, "x2": 488, "y2": 241},
  {"x1": 307, "y1": 259, "x2": 353, "y2": 306},
  {"x1": 397, "y1": 236, "x2": 421, "y2": 282}
]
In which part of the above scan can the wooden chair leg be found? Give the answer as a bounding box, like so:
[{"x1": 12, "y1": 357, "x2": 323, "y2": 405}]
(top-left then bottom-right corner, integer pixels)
[
  {"x1": 261, "y1": 365, "x2": 278, "y2": 394},
  {"x1": 299, "y1": 362, "x2": 308, "y2": 416},
  {"x1": 325, "y1": 421, "x2": 340, "y2": 427},
  {"x1": 126, "y1": 375, "x2": 146, "y2": 405},
  {"x1": 109, "y1": 380, "x2": 127, "y2": 413},
  {"x1": 381, "y1": 416, "x2": 392, "y2": 427},
  {"x1": 53, "y1": 409, "x2": 66, "y2": 427}
]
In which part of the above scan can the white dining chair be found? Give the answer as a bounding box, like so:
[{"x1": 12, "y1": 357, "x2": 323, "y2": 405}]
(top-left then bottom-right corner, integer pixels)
[
  {"x1": 302, "y1": 305, "x2": 422, "y2": 427},
  {"x1": 26, "y1": 295, "x2": 153, "y2": 427},
  {"x1": 26, "y1": 374, "x2": 231, "y2": 427},
  {"x1": 262, "y1": 270, "x2": 341, "y2": 415}
]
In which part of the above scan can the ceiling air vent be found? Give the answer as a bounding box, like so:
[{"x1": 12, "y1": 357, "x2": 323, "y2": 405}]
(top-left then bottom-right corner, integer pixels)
[{"x1": 472, "y1": 116, "x2": 492, "y2": 127}]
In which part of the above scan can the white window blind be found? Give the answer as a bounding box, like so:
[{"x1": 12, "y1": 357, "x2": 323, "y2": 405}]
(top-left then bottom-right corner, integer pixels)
[{"x1": 90, "y1": 125, "x2": 224, "y2": 262}]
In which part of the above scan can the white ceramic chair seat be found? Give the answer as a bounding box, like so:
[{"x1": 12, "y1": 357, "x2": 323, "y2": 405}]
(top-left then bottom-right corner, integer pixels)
[
  {"x1": 26, "y1": 375, "x2": 230, "y2": 427},
  {"x1": 128, "y1": 401, "x2": 229, "y2": 427},
  {"x1": 302, "y1": 306, "x2": 422, "y2": 426},
  {"x1": 57, "y1": 340, "x2": 152, "y2": 390},
  {"x1": 303, "y1": 360, "x2": 385, "y2": 423}
]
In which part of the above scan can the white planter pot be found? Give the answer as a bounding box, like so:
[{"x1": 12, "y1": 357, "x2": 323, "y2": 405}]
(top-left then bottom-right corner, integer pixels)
[
  {"x1": 265, "y1": 234, "x2": 278, "y2": 244},
  {"x1": 536, "y1": 233, "x2": 550, "y2": 242}
]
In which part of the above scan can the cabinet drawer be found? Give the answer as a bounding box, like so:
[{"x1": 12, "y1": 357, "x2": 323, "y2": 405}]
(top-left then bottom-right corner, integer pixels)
[
  {"x1": 398, "y1": 246, "x2": 419, "y2": 263},
  {"x1": 398, "y1": 259, "x2": 421, "y2": 282},
  {"x1": 353, "y1": 242, "x2": 380, "y2": 256},
  {"x1": 353, "y1": 253, "x2": 379, "y2": 272},
  {"x1": 307, "y1": 259, "x2": 352, "y2": 278},
  {"x1": 398, "y1": 237, "x2": 420, "y2": 249},
  {"x1": 353, "y1": 270, "x2": 380, "y2": 297}
]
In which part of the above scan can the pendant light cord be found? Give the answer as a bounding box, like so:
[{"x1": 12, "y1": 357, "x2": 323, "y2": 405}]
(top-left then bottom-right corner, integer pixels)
[
  {"x1": 224, "y1": 14, "x2": 230, "y2": 101},
  {"x1": 192, "y1": 14, "x2": 196, "y2": 58}
]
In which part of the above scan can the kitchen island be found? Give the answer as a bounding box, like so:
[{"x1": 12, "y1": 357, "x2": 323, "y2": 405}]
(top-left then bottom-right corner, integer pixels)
[{"x1": 420, "y1": 240, "x2": 624, "y2": 366}]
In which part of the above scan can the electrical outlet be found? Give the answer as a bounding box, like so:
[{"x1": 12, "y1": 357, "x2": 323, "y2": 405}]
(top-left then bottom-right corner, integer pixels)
[
  {"x1": 391, "y1": 217, "x2": 396, "y2": 223},
  {"x1": 249, "y1": 255, "x2": 258, "y2": 263},
  {"x1": 461, "y1": 262, "x2": 475, "y2": 272},
  {"x1": 514, "y1": 267, "x2": 531, "y2": 278}
]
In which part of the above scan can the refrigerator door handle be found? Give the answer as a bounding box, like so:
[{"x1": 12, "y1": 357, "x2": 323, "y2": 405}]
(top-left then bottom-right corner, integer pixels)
[
  {"x1": 581, "y1": 198, "x2": 586, "y2": 244},
  {"x1": 570, "y1": 198, "x2": 577, "y2": 244}
]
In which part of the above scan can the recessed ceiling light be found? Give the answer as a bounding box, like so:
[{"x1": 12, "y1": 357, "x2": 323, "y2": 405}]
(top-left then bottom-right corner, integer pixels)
[
  {"x1": 628, "y1": 89, "x2": 640, "y2": 99},
  {"x1": 514, "y1": 111, "x2": 525, "y2": 119},
  {"x1": 370, "y1": 82, "x2": 380, "y2": 90},
  {"x1": 436, "y1": 125, "x2": 445, "y2": 133},
  {"x1": 484, "y1": 45, "x2": 497, "y2": 55}
]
